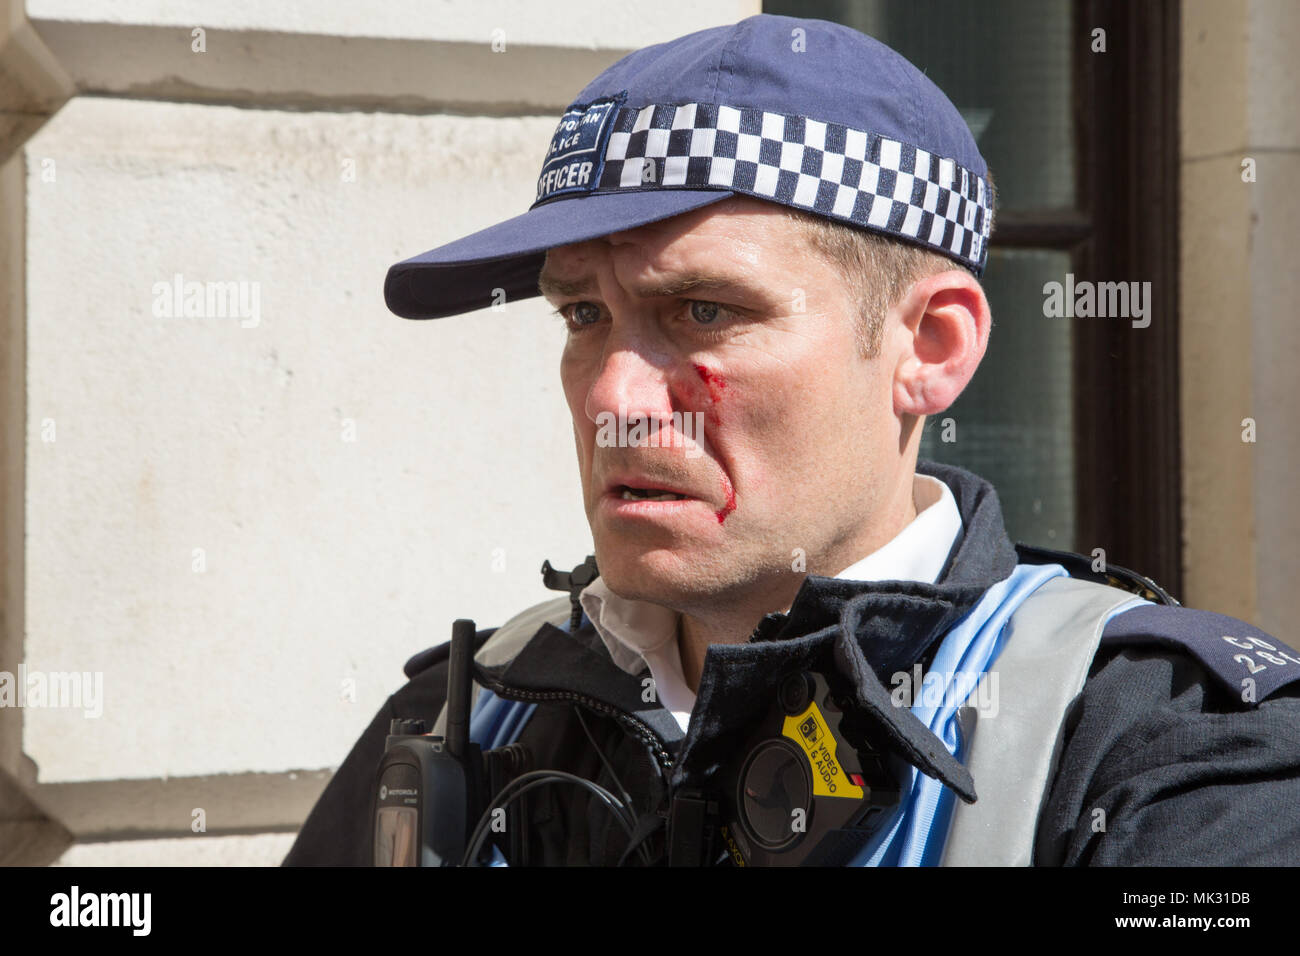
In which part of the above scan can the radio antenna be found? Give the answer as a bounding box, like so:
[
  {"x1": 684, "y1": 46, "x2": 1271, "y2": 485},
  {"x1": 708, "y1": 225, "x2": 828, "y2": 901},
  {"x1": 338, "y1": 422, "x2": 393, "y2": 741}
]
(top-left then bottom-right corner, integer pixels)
[{"x1": 446, "y1": 619, "x2": 475, "y2": 760}]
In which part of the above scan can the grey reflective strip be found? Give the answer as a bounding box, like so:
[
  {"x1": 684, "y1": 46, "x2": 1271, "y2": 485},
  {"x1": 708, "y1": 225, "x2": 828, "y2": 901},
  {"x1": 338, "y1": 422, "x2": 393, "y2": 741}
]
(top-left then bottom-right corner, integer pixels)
[
  {"x1": 431, "y1": 596, "x2": 573, "y2": 738},
  {"x1": 940, "y1": 576, "x2": 1147, "y2": 866}
]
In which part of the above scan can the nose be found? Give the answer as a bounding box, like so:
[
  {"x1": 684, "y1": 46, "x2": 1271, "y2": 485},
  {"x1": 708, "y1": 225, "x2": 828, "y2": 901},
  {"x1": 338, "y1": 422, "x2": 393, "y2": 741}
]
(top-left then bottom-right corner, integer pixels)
[{"x1": 583, "y1": 322, "x2": 677, "y2": 429}]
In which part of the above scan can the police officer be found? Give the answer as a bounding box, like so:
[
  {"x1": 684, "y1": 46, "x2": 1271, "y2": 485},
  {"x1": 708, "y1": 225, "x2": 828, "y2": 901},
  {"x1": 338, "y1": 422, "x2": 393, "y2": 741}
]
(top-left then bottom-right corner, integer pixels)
[{"x1": 285, "y1": 14, "x2": 1300, "y2": 866}]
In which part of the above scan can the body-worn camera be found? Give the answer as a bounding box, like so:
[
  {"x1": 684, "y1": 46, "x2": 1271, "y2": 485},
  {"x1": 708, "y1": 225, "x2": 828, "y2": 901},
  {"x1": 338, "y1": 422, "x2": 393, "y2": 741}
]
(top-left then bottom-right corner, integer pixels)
[{"x1": 714, "y1": 670, "x2": 903, "y2": 866}]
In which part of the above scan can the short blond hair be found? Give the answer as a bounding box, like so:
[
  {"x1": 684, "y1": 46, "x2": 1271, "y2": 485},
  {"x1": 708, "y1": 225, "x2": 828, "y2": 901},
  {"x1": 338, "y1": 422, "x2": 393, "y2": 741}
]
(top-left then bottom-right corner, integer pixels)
[{"x1": 785, "y1": 169, "x2": 996, "y2": 357}]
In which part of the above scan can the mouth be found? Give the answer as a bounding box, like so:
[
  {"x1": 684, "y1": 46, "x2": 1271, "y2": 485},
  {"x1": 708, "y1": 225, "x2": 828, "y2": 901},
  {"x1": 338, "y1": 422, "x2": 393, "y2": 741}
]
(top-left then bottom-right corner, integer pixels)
[
  {"x1": 600, "y1": 473, "x2": 700, "y2": 506},
  {"x1": 613, "y1": 484, "x2": 691, "y2": 502},
  {"x1": 597, "y1": 471, "x2": 733, "y2": 524}
]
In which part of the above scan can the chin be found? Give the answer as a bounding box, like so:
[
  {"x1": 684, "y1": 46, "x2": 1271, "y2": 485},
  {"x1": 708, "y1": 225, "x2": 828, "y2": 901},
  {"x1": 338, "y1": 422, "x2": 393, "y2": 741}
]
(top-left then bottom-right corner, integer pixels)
[
  {"x1": 594, "y1": 548, "x2": 677, "y2": 600},
  {"x1": 593, "y1": 536, "x2": 771, "y2": 612},
  {"x1": 591, "y1": 542, "x2": 710, "y2": 607}
]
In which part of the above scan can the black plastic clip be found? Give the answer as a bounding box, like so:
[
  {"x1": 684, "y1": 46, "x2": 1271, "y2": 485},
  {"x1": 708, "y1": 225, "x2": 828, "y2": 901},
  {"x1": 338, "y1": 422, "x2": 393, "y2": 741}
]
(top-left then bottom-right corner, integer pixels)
[
  {"x1": 541, "y1": 555, "x2": 600, "y2": 632},
  {"x1": 667, "y1": 790, "x2": 720, "y2": 867}
]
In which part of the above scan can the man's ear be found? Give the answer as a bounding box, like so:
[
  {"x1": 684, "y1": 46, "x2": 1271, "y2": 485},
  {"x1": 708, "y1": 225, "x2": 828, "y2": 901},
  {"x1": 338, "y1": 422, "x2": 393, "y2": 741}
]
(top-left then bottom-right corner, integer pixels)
[{"x1": 890, "y1": 269, "x2": 990, "y2": 417}]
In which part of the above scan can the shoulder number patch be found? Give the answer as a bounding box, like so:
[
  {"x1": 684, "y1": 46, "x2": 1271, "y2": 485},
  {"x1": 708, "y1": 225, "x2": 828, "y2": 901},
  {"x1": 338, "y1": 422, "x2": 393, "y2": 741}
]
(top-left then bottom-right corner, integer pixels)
[{"x1": 1102, "y1": 605, "x2": 1300, "y2": 704}]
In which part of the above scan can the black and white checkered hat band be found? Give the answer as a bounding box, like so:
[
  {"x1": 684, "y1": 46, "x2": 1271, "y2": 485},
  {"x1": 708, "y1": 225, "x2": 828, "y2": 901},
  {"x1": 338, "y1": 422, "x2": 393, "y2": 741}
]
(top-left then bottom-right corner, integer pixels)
[{"x1": 546, "y1": 102, "x2": 992, "y2": 276}]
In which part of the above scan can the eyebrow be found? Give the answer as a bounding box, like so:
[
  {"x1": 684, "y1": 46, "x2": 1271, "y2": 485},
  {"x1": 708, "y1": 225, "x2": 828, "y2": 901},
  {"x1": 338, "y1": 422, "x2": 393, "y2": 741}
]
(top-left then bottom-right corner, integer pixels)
[
  {"x1": 537, "y1": 269, "x2": 755, "y2": 302},
  {"x1": 537, "y1": 272, "x2": 595, "y2": 299}
]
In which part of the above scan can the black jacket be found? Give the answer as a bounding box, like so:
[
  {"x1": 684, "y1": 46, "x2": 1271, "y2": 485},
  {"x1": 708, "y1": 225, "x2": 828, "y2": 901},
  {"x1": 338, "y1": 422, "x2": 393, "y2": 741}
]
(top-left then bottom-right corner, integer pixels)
[{"x1": 284, "y1": 461, "x2": 1300, "y2": 866}]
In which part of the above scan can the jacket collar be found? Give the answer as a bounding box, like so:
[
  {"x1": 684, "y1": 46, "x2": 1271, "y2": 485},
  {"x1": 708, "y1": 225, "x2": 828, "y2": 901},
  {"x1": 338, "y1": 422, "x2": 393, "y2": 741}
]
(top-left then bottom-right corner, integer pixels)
[{"x1": 480, "y1": 460, "x2": 1019, "y2": 800}]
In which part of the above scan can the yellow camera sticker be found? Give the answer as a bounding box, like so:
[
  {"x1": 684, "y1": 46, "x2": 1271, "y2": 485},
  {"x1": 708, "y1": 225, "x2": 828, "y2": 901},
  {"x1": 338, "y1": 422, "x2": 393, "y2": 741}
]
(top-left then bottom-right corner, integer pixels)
[{"x1": 782, "y1": 704, "x2": 865, "y2": 800}]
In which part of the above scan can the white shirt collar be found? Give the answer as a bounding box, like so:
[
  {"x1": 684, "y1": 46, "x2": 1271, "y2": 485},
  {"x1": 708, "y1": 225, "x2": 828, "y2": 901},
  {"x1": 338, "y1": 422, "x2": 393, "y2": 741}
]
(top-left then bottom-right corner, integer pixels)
[
  {"x1": 578, "y1": 473, "x2": 963, "y2": 730},
  {"x1": 833, "y1": 473, "x2": 957, "y2": 585}
]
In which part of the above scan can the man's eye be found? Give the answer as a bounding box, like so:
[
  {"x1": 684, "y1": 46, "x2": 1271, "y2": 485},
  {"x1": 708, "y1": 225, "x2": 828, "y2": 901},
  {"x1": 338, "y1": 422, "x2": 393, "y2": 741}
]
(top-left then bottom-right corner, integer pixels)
[
  {"x1": 560, "y1": 302, "x2": 602, "y2": 327},
  {"x1": 689, "y1": 301, "x2": 722, "y2": 325}
]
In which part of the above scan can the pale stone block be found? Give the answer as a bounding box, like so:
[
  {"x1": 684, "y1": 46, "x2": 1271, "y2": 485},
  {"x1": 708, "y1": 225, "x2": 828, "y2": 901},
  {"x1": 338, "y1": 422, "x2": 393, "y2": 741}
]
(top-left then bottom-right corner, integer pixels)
[
  {"x1": 21, "y1": 97, "x2": 596, "y2": 783},
  {"x1": 1247, "y1": 151, "x2": 1300, "y2": 639},
  {"x1": 1179, "y1": 155, "x2": 1257, "y2": 622},
  {"x1": 53, "y1": 831, "x2": 297, "y2": 866}
]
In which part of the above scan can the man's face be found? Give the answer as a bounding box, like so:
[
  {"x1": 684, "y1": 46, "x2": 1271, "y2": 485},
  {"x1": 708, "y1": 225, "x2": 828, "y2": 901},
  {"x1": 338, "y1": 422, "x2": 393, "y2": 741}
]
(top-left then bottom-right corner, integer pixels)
[{"x1": 541, "y1": 196, "x2": 907, "y2": 615}]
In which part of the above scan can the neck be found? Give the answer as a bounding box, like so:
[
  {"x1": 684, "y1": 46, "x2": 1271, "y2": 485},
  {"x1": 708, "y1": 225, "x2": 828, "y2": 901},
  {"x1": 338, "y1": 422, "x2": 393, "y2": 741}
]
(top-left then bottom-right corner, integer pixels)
[{"x1": 676, "y1": 596, "x2": 782, "y2": 693}]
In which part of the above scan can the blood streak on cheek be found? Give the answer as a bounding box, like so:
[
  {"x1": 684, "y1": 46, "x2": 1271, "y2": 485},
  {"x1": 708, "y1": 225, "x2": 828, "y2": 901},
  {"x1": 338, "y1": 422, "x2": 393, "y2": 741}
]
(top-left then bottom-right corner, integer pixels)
[
  {"x1": 692, "y1": 364, "x2": 736, "y2": 523},
  {"x1": 715, "y1": 474, "x2": 737, "y2": 524}
]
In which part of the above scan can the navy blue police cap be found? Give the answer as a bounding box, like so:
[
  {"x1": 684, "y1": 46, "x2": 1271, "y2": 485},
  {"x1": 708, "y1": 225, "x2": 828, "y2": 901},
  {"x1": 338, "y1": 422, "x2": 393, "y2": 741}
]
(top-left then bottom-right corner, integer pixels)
[{"x1": 385, "y1": 13, "x2": 992, "y2": 320}]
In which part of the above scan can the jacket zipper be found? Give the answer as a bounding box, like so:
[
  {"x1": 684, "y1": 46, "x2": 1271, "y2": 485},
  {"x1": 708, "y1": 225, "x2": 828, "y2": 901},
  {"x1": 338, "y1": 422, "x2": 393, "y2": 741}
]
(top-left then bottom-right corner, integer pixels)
[{"x1": 480, "y1": 678, "x2": 676, "y2": 771}]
